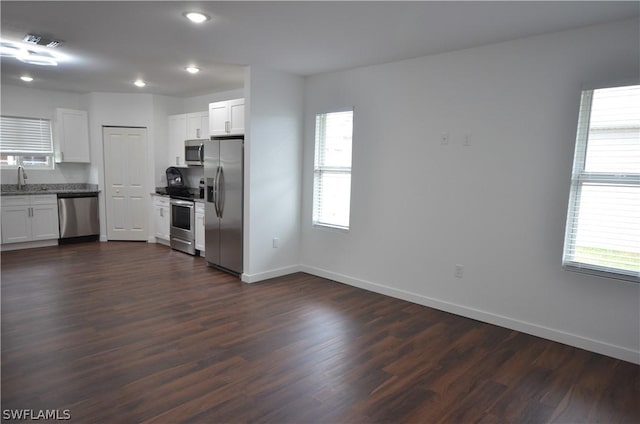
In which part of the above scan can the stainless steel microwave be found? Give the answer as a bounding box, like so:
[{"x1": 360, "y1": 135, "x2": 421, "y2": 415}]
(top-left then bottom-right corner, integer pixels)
[{"x1": 184, "y1": 139, "x2": 205, "y2": 166}]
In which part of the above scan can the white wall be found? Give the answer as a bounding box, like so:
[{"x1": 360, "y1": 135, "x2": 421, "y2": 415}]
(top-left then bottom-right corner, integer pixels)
[
  {"x1": 300, "y1": 18, "x2": 640, "y2": 363},
  {"x1": 243, "y1": 67, "x2": 304, "y2": 281},
  {"x1": 0, "y1": 85, "x2": 91, "y2": 184}
]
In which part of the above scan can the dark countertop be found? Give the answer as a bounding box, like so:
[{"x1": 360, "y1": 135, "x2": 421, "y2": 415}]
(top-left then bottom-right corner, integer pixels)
[{"x1": 1, "y1": 183, "x2": 100, "y2": 196}]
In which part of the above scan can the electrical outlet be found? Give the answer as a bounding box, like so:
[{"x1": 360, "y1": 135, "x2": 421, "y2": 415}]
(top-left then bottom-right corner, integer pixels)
[
  {"x1": 272, "y1": 237, "x2": 279, "y2": 248},
  {"x1": 455, "y1": 264, "x2": 464, "y2": 278},
  {"x1": 464, "y1": 133, "x2": 472, "y2": 147}
]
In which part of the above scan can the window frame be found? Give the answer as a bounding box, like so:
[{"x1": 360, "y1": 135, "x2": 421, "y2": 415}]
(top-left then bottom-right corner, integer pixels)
[
  {"x1": 562, "y1": 85, "x2": 640, "y2": 283},
  {"x1": 0, "y1": 115, "x2": 55, "y2": 170},
  {"x1": 312, "y1": 109, "x2": 354, "y2": 231}
]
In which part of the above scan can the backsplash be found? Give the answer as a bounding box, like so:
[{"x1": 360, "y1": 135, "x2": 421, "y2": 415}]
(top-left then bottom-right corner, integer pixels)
[{"x1": 0, "y1": 163, "x2": 90, "y2": 185}]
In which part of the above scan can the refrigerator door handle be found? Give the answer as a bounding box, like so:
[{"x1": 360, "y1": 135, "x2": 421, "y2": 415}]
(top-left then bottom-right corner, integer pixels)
[
  {"x1": 214, "y1": 165, "x2": 222, "y2": 217},
  {"x1": 218, "y1": 167, "x2": 225, "y2": 217}
]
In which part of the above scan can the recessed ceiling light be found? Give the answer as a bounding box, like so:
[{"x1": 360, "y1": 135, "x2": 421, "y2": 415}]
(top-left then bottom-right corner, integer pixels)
[
  {"x1": 183, "y1": 12, "x2": 210, "y2": 24},
  {"x1": 20, "y1": 75, "x2": 33, "y2": 82},
  {"x1": 185, "y1": 66, "x2": 200, "y2": 74},
  {"x1": 134, "y1": 79, "x2": 146, "y2": 87}
]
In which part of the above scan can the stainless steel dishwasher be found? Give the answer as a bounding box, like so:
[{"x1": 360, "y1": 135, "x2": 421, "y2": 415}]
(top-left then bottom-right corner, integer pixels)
[{"x1": 57, "y1": 193, "x2": 100, "y2": 241}]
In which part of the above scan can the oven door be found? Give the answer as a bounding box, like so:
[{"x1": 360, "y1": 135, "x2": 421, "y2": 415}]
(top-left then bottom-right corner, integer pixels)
[{"x1": 170, "y1": 199, "x2": 195, "y2": 242}]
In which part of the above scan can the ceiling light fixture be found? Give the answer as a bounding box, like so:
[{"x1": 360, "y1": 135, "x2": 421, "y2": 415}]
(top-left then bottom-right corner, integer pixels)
[
  {"x1": 183, "y1": 12, "x2": 210, "y2": 24},
  {"x1": 23, "y1": 34, "x2": 63, "y2": 48},
  {"x1": 185, "y1": 66, "x2": 200, "y2": 74},
  {"x1": 1, "y1": 38, "x2": 68, "y2": 66},
  {"x1": 134, "y1": 79, "x2": 146, "y2": 88},
  {"x1": 20, "y1": 75, "x2": 34, "y2": 82},
  {"x1": 16, "y1": 49, "x2": 58, "y2": 66},
  {"x1": 0, "y1": 41, "x2": 21, "y2": 57}
]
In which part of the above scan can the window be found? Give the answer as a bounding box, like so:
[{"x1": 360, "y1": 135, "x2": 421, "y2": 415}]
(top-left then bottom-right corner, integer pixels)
[
  {"x1": 313, "y1": 110, "x2": 353, "y2": 229},
  {"x1": 0, "y1": 115, "x2": 54, "y2": 169},
  {"x1": 563, "y1": 85, "x2": 640, "y2": 282}
]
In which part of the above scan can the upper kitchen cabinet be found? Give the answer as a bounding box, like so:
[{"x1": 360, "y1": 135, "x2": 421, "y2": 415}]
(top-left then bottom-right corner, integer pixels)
[
  {"x1": 187, "y1": 112, "x2": 209, "y2": 140},
  {"x1": 168, "y1": 113, "x2": 187, "y2": 167},
  {"x1": 54, "y1": 108, "x2": 90, "y2": 163},
  {"x1": 209, "y1": 98, "x2": 244, "y2": 136},
  {"x1": 168, "y1": 111, "x2": 209, "y2": 167}
]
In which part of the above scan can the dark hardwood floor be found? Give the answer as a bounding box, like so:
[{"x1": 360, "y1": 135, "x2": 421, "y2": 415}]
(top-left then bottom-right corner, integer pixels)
[{"x1": 1, "y1": 242, "x2": 638, "y2": 423}]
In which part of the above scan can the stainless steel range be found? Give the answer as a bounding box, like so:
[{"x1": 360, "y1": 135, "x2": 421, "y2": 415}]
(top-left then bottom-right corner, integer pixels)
[
  {"x1": 164, "y1": 166, "x2": 198, "y2": 255},
  {"x1": 169, "y1": 198, "x2": 196, "y2": 255}
]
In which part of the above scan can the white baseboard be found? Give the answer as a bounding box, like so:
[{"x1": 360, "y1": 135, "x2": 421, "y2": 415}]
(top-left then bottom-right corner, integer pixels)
[
  {"x1": 1, "y1": 239, "x2": 58, "y2": 251},
  {"x1": 300, "y1": 265, "x2": 640, "y2": 365},
  {"x1": 242, "y1": 265, "x2": 302, "y2": 283}
]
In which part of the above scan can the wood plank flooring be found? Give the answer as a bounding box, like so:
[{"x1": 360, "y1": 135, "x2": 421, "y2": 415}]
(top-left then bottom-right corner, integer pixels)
[{"x1": 1, "y1": 242, "x2": 638, "y2": 423}]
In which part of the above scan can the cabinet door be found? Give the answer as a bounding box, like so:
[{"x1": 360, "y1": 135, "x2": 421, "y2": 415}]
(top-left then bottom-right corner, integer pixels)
[
  {"x1": 154, "y1": 205, "x2": 170, "y2": 240},
  {"x1": 195, "y1": 211, "x2": 205, "y2": 252},
  {"x1": 168, "y1": 114, "x2": 187, "y2": 166},
  {"x1": 153, "y1": 196, "x2": 170, "y2": 240},
  {"x1": 161, "y1": 206, "x2": 170, "y2": 240},
  {"x1": 155, "y1": 206, "x2": 169, "y2": 240},
  {"x1": 200, "y1": 114, "x2": 209, "y2": 139},
  {"x1": 55, "y1": 108, "x2": 90, "y2": 163},
  {"x1": 1, "y1": 206, "x2": 31, "y2": 244},
  {"x1": 30, "y1": 203, "x2": 60, "y2": 241},
  {"x1": 227, "y1": 99, "x2": 245, "y2": 135},
  {"x1": 154, "y1": 204, "x2": 165, "y2": 239},
  {"x1": 209, "y1": 102, "x2": 229, "y2": 136},
  {"x1": 187, "y1": 112, "x2": 209, "y2": 139}
]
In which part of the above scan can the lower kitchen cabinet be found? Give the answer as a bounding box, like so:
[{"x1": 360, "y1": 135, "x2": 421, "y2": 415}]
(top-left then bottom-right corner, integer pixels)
[
  {"x1": 153, "y1": 195, "x2": 170, "y2": 242},
  {"x1": 195, "y1": 202, "x2": 205, "y2": 254},
  {"x1": 1, "y1": 195, "x2": 59, "y2": 244}
]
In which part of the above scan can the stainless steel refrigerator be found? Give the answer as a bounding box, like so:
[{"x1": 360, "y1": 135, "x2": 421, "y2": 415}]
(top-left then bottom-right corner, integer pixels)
[{"x1": 204, "y1": 136, "x2": 243, "y2": 275}]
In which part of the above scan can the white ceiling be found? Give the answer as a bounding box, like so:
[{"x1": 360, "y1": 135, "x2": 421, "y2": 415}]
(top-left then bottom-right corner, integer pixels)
[{"x1": 1, "y1": 1, "x2": 638, "y2": 97}]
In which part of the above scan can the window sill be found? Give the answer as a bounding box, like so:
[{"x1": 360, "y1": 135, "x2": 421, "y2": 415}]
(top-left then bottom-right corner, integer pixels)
[
  {"x1": 563, "y1": 263, "x2": 639, "y2": 284},
  {"x1": 312, "y1": 222, "x2": 350, "y2": 233}
]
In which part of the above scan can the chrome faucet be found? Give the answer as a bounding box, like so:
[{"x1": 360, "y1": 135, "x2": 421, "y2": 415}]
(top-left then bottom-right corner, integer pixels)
[{"x1": 17, "y1": 166, "x2": 27, "y2": 190}]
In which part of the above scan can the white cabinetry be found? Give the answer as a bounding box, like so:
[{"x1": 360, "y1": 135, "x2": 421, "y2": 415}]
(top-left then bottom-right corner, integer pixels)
[
  {"x1": 1, "y1": 195, "x2": 59, "y2": 245},
  {"x1": 153, "y1": 195, "x2": 170, "y2": 243},
  {"x1": 54, "y1": 108, "x2": 90, "y2": 163},
  {"x1": 168, "y1": 110, "x2": 208, "y2": 167},
  {"x1": 168, "y1": 114, "x2": 187, "y2": 167},
  {"x1": 187, "y1": 112, "x2": 209, "y2": 140},
  {"x1": 195, "y1": 202, "x2": 205, "y2": 254},
  {"x1": 209, "y1": 98, "x2": 244, "y2": 136}
]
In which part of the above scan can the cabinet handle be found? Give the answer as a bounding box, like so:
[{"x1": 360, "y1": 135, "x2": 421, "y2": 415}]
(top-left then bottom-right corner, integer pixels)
[
  {"x1": 176, "y1": 156, "x2": 180, "y2": 166},
  {"x1": 61, "y1": 152, "x2": 64, "y2": 161},
  {"x1": 225, "y1": 121, "x2": 230, "y2": 133},
  {"x1": 29, "y1": 207, "x2": 33, "y2": 217},
  {"x1": 196, "y1": 128, "x2": 200, "y2": 138},
  {"x1": 160, "y1": 208, "x2": 163, "y2": 217}
]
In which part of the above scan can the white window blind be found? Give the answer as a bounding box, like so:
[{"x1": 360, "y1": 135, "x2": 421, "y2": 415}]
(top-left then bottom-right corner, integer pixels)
[
  {"x1": 313, "y1": 110, "x2": 353, "y2": 229},
  {"x1": 0, "y1": 116, "x2": 53, "y2": 168},
  {"x1": 0, "y1": 116, "x2": 53, "y2": 154},
  {"x1": 563, "y1": 85, "x2": 640, "y2": 282}
]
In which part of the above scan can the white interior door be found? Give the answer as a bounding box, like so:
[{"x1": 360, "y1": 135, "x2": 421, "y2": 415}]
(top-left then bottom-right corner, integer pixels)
[{"x1": 103, "y1": 127, "x2": 148, "y2": 241}]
